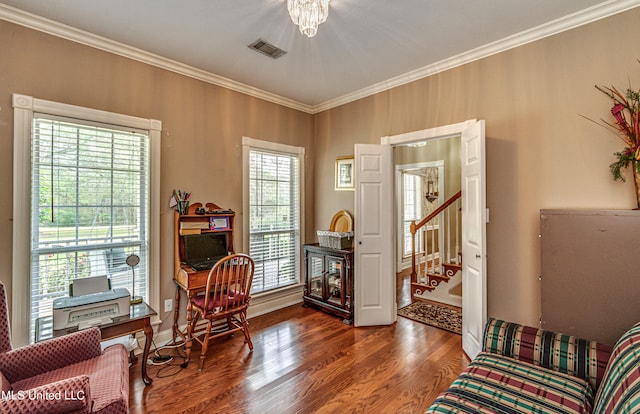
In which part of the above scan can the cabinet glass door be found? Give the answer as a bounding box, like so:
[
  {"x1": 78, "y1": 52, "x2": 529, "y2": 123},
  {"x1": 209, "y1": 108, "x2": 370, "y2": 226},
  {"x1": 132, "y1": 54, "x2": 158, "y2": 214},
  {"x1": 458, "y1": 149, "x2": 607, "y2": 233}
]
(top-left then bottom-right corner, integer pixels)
[
  {"x1": 326, "y1": 256, "x2": 344, "y2": 307},
  {"x1": 308, "y1": 254, "x2": 324, "y2": 299}
]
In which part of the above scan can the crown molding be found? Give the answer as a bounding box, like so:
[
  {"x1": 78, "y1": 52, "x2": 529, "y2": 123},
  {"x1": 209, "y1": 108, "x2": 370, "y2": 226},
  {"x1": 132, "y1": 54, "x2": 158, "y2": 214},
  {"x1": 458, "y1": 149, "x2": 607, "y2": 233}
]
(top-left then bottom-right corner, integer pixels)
[
  {"x1": 2, "y1": 1, "x2": 639, "y2": 115},
  {"x1": 312, "y1": 0, "x2": 640, "y2": 113},
  {"x1": 0, "y1": 4, "x2": 315, "y2": 114}
]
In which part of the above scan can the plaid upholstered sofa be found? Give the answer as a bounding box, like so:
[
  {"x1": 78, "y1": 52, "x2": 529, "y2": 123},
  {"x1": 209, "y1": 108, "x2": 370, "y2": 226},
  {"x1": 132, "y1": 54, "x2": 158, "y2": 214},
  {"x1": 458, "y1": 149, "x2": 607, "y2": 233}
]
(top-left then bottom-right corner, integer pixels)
[
  {"x1": 427, "y1": 318, "x2": 640, "y2": 413},
  {"x1": 0, "y1": 282, "x2": 129, "y2": 413}
]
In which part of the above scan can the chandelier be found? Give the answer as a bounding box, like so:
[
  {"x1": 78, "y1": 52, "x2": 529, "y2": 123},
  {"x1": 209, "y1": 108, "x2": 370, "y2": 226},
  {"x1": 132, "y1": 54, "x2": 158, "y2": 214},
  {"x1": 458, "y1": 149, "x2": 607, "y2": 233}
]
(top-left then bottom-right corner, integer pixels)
[{"x1": 287, "y1": 0, "x2": 330, "y2": 37}]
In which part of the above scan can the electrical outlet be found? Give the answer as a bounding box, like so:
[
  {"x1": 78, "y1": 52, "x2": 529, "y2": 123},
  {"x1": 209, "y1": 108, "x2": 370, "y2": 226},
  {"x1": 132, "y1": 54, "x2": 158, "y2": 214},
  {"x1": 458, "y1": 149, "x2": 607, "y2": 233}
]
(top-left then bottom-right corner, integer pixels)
[{"x1": 164, "y1": 298, "x2": 173, "y2": 313}]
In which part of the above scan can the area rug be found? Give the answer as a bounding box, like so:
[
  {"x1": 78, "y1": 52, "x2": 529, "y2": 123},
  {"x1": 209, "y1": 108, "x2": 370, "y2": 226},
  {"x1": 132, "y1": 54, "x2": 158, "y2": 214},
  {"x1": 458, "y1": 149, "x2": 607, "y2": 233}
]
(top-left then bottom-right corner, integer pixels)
[{"x1": 397, "y1": 301, "x2": 462, "y2": 334}]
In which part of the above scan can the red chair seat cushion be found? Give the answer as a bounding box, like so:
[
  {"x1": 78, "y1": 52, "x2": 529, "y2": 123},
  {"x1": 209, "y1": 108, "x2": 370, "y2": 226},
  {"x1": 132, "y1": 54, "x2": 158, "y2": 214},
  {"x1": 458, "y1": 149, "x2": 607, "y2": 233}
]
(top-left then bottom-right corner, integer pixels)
[{"x1": 191, "y1": 292, "x2": 247, "y2": 314}]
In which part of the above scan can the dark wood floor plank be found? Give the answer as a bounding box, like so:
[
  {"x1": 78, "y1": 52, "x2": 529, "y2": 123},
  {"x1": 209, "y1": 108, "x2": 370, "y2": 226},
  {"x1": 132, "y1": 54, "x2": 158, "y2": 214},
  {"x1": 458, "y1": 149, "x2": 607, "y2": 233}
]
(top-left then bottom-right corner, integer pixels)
[{"x1": 129, "y1": 276, "x2": 469, "y2": 413}]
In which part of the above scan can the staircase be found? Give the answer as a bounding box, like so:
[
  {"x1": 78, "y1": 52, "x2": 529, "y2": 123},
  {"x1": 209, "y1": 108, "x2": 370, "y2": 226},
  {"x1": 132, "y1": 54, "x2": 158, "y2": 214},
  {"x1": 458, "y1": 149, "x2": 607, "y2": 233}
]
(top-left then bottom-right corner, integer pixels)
[{"x1": 410, "y1": 191, "x2": 462, "y2": 305}]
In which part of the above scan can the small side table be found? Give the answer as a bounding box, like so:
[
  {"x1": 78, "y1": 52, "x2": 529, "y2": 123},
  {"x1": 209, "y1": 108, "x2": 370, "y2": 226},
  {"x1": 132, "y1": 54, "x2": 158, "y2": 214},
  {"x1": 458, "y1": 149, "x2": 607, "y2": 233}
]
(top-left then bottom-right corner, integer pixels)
[{"x1": 36, "y1": 301, "x2": 157, "y2": 385}]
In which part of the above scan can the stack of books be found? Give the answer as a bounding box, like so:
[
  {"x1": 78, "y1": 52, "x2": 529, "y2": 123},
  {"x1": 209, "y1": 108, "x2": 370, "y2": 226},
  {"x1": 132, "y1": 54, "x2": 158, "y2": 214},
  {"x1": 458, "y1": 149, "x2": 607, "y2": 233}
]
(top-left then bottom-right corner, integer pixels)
[{"x1": 179, "y1": 221, "x2": 209, "y2": 235}]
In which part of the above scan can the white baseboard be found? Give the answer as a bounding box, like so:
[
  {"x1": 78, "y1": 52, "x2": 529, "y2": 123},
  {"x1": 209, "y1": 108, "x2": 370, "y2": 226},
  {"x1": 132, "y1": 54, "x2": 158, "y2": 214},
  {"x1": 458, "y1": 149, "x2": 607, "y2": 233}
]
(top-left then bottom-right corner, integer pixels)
[{"x1": 248, "y1": 284, "x2": 304, "y2": 319}]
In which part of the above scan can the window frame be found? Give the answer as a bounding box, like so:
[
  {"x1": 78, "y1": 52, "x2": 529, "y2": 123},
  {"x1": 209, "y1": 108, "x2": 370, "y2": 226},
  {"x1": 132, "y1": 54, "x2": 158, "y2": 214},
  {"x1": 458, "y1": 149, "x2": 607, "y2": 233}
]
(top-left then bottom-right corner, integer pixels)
[
  {"x1": 242, "y1": 136, "x2": 305, "y2": 296},
  {"x1": 402, "y1": 172, "x2": 424, "y2": 258},
  {"x1": 12, "y1": 94, "x2": 161, "y2": 346}
]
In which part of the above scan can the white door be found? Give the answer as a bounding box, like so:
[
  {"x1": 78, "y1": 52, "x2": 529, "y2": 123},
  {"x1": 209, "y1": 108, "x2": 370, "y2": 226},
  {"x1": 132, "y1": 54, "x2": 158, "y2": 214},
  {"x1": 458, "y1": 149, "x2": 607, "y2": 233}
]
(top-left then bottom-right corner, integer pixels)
[
  {"x1": 461, "y1": 120, "x2": 487, "y2": 359},
  {"x1": 354, "y1": 144, "x2": 395, "y2": 326}
]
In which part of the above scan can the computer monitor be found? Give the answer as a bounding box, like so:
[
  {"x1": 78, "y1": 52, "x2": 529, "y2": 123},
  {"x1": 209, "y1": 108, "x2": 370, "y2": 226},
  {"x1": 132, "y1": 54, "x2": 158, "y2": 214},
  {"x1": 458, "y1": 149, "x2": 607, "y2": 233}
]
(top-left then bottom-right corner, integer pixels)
[{"x1": 183, "y1": 233, "x2": 228, "y2": 264}]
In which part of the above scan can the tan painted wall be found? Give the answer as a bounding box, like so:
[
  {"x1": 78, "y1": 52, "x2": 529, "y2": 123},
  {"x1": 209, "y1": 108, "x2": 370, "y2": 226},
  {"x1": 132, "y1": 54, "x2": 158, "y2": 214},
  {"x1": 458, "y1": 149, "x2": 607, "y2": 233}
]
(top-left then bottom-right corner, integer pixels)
[
  {"x1": 0, "y1": 21, "x2": 314, "y2": 331},
  {"x1": 1, "y1": 7, "x2": 639, "y2": 331},
  {"x1": 313, "y1": 8, "x2": 640, "y2": 326},
  {"x1": 394, "y1": 137, "x2": 461, "y2": 200}
]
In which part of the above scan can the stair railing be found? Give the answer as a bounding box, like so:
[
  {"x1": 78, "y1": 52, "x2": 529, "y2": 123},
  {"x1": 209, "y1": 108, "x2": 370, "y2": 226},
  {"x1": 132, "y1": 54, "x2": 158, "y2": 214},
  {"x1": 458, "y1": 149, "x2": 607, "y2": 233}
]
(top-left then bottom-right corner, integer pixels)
[{"x1": 410, "y1": 190, "x2": 461, "y2": 283}]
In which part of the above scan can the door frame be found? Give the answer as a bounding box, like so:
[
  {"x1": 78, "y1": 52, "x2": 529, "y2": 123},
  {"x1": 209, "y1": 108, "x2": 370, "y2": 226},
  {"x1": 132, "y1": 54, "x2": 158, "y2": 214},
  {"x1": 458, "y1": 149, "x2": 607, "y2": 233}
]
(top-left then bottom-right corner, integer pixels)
[
  {"x1": 381, "y1": 119, "x2": 485, "y2": 328},
  {"x1": 354, "y1": 120, "x2": 485, "y2": 329}
]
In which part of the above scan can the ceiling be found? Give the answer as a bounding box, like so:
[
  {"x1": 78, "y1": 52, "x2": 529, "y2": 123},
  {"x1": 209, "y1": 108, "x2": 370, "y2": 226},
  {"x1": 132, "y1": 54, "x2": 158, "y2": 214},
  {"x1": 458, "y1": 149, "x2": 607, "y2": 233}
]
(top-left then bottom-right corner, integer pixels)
[{"x1": 0, "y1": 0, "x2": 637, "y2": 112}]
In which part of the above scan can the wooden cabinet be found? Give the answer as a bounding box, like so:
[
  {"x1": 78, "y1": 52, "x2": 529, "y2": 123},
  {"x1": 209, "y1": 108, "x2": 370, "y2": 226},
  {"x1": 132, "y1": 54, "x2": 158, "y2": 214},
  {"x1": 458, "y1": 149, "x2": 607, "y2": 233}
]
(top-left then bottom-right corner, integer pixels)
[
  {"x1": 540, "y1": 209, "x2": 640, "y2": 345},
  {"x1": 303, "y1": 243, "x2": 353, "y2": 324},
  {"x1": 173, "y1": 202, "x2": 235, "y2": 277}
]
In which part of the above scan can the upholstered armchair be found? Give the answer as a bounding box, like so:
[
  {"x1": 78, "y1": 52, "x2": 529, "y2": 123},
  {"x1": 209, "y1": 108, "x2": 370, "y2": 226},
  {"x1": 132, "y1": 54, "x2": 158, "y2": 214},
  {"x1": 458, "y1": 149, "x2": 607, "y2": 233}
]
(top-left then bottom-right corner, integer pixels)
[{"x1": 0, "y1": 282, "x2": 129, "y2": 413}]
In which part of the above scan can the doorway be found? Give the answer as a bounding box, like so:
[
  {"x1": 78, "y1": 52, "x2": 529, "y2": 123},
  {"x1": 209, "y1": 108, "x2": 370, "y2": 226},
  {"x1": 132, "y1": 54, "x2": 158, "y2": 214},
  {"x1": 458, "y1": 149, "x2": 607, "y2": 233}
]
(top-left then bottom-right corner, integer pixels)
[
  {"x1": 394, "y1": 139, "x2": 460, "y2": 308},
  {"x1": 354, "y1": 119, "x2": 486, "y2": 358}
]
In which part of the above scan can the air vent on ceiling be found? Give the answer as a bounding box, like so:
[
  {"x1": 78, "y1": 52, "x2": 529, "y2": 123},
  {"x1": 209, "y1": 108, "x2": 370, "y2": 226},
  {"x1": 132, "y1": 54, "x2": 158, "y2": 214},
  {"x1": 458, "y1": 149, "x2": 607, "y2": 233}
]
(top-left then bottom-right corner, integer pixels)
[{"x1": 248, "y1": 39, "x2": 287, "y2": 60}]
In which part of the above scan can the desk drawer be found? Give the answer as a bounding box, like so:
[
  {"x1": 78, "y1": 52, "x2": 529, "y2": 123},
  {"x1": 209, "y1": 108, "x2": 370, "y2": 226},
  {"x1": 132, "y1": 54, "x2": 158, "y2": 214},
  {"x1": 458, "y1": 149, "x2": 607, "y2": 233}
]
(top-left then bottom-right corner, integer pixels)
[{"x1": 175, "y1": 267, "x2": 209, "y2": 292}]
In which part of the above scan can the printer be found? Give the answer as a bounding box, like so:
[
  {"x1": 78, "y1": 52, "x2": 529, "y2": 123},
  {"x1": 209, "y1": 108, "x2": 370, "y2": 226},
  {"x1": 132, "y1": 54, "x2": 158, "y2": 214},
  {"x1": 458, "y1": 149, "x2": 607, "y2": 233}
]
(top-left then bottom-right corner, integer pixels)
[{"x1": 53, "y1": 276, "x2": 131, "y2": 330}]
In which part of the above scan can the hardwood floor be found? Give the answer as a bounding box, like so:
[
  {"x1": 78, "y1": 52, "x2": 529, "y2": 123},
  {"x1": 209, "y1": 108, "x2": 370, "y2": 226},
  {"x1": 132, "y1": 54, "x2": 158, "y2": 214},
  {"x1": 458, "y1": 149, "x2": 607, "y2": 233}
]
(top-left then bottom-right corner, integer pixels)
[
  {"x1": 129, "y1": 275, "x2": 469, "y2": 413},
  {"x1": 396, "y1": 266, "x2": 414, "y2": 309}
]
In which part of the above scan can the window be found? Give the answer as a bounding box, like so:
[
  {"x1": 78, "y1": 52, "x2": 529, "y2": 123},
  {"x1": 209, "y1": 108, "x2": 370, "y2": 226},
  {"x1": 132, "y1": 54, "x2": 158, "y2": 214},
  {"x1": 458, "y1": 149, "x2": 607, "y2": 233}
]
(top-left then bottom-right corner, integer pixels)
[
  {"x1": 13, "y1": 94, "x2": 161, "y2": 346},
  {"x1": 403, "y1": 172, "x2": 423, "y2": 257},
  {"x1": 243, "y1": 137, "x2": 304, "y2": 294},
  {"x1": 31, "y1": 116, "x2": 149, "y2": 329}
]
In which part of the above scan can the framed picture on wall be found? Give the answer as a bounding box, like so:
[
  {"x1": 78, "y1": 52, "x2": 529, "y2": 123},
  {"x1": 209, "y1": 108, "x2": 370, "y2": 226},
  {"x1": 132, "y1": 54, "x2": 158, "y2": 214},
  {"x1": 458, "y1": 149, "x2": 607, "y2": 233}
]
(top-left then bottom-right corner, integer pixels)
[{"x1": 335, "y1": 156, "x2": 354, "y2": 191}]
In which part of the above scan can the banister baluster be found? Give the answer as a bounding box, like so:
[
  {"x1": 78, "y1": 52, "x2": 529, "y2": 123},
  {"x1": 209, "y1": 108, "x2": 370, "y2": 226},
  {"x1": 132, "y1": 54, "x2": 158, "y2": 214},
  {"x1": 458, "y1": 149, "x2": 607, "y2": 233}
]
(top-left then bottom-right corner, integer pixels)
[
  {"x1": 410, "y1": 220, "x2": 417, "y2": 282},
  {"x1": 410, "y1": 190, "x2": 461, "y2": 296},
  {"x1": 445, "y1": 206, "x2": 450, "y2": 270}
]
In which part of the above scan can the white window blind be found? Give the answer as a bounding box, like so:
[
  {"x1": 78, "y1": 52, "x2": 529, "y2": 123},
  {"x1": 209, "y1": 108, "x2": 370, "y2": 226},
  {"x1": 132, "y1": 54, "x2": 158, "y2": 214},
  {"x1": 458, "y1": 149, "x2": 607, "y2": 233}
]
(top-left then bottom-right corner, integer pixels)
[
  {"x1": 248, "y1": 149, "x2": 301, "y2": 293},
  {"x1": 403, "y1": 172, "x2": 423, "y2": 257},
  {"x1": 30, "y1": 114, "x2": 150, "y2": 336}
]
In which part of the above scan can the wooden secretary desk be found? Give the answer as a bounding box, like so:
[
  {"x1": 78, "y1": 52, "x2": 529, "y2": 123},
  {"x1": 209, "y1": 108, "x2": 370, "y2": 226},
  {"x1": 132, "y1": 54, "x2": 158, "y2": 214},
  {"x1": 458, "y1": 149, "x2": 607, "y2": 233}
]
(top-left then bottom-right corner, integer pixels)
[{"x1": 172, "y1": 202, "x2": 235, "y2": 342}]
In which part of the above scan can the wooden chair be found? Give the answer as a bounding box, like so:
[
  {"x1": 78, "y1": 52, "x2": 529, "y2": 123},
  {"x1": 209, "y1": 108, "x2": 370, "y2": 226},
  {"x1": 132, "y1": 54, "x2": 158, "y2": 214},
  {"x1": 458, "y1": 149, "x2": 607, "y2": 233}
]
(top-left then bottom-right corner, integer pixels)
[{"x1": 182, "y1": 253, "x2": 255, "y2": 371}]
